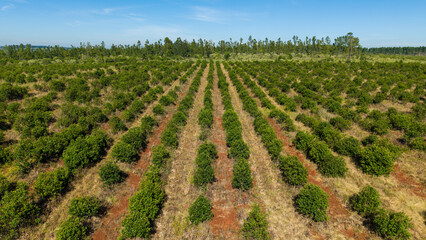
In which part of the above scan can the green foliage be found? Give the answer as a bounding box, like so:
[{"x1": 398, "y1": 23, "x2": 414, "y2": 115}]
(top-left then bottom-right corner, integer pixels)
[
  {"x1": 63, "y1": 130, "x2": 109, "y2": 171},
  {"x1": 34, "y1": 167, "x2": 71, "y2": 199},
  {"x1": 69, "y1": 196, "x2": 101, "y2": 218},
  {"x1": 188, "y1": 195, "x2": 213, "y2": 225},
  {"x1": 0, "y1": 147, "x2": 12, "y2": 165},
  {"x1": 371, "y1": 209, "x2": 412, "y2": 240},
  {"x1": 329, "y1": 116, "x2": 351, "y2": 131},
  {"x1": 334, "y1": 136, "x2": 362, "y2": 157},
  {"x1": 153, "y1": 104, "x2": 165, "y2": 115},
  {"x1": 109, "y1": 116, "x2": 127, "y2": 133},
  {"x1": 121, "y1": 127, "x2": 147, "y2": 151},
  {"x1": 99, "y1": 162, "x2": 125, "y2": 187},
  {"x1": 229, "y1": 139, "x2": 250, "y2": 160},
  {"x1": 56, "y1": 217, "x2": 88, "y2": 240},
  {"x1": 140, "y1": 116, "x2": 157, "y2": 134},
  {"x1": 112, "y1": 141, "x2": 139, "y2": 163},
  {"x1": 232, "y1": 159, "x2": 253, "y2": 191},
  {"x1": 121, "y1": 211, "x2": 151, "y2": 239},
  {"x1": 349, "y1": 186, "x2": 381, "y2": 215},
  {"x1": 151, "y1": 145, "x2": 170, "y2": 166},
  {"x1": 198, "y1": 108, "x2": 213, "y2": 128},
  {"x1": 295, "y1": 184, "x2": 329, "y2": 222},
  {"x1": 278, "y1": 156, "x2": 308, "y2": 186},
  {"x1": 198, "y1": 142, "x2": 218, "y2": 159},
  {"x1": 357, "y1": 144, "x2": 395, "y2": 176},
  {"x1": 0, "y1": 183, "x2": 40, "y2": 240},
  {"x1": 241, "y1": 204, "x2": 270, "y2": 240},
  {"x1": 0, "y1": 175, "x2": 13, "y2": 199},
  {"x1": 161, "y1": 127, "x2": 178, "y2": 148}
]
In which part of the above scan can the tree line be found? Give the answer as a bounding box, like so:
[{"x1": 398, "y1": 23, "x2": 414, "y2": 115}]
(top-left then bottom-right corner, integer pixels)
[{"x1": 0, "y1": 33, "x2": 424, "y2": 60}]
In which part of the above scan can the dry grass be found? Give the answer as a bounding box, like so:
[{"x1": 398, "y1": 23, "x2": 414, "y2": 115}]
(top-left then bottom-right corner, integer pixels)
[
  {"x1": 153, "y1": 65, "x2": 210, "y2": 239},
  {"x1": 222, "y1": 64, "x2": 314, "y2": 239},
  {"x1": 19, "y1": 65, "x2": 197, "y2": 240},
  {"x1": 243, "y1": 68, "x2": 426, "y2": 239}
]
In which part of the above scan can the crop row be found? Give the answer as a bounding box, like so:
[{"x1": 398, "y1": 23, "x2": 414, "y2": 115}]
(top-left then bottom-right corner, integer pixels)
[
  {"x1": 119, "y1": 61, "x2": 207, "y2": 239},
  {"x1": 225, "y1": 63, "x2": 332, "y2": 223},
  {"x1": 216, "y1": 62, "x2": 253, "y2": 191}
]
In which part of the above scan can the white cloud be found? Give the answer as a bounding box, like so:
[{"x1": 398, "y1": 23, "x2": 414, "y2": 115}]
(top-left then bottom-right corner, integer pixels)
[
  {"x1": 1, "y1": 3, "x2": 15, "y2": 11},
  {"x1": 189, "y1": 6, "x2": 250, "y2": 24}
]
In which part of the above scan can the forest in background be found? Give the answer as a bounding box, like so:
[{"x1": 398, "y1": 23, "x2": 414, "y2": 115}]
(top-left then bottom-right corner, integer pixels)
[{"x1": 1, "y1": 33, "x2": 425, "y2": 60}]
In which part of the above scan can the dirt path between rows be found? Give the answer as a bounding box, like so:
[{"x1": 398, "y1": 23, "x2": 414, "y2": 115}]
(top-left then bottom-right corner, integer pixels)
[
  {"x1": 230, "y1": 65, "x2": 375, "y2": 239},
  {"x1": 233, "y1": 64, "x2": 426, "y2": 239},
  {"x1": 207, "y1": 65, "x2": 252, "y2": 240},
  {"x1": 91, "y1": 67, "x2": 200, "y2": 240},
  {"x1": 152, "y1": 64, "x2": 209, "y2": 239},
  {"x1": 221, "y1": 64, "x2": 312, "y2": 239},
  {"x1": 22, "y1": 66, "x2": 197, "y2": 240}
]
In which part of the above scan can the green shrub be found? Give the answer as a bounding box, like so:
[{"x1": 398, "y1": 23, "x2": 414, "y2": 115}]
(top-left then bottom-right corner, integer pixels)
[
  {"x1": 193, "y1": 164, "x2": 215, "y2": 187},
  {"x1": 0, "y1": 183, "x2": 40, "y2": 239},
  {"x1": 198, "y1": 108, "x2": 213, "y2": 128},
  {"x1": 159, "y1": 95, "x2": 174, "y2": 106},
  {"x1": 140, "y1": 116, "x2": 157, "y2": 134},
  {"x1": 358, "y1": 144, "x2": 395, "y2": 176},
  {"x1": 34, "y1": 167, "x2": 71, "y2": 199},
  {"x1": 229, "y1": 139, "x2": 250, "y2": 160},
  {"x1": 334, "y1": 136, "x2": 362, "y2": 157},
  {"x1": 295, "y1": 184, "x2": 329, "y2": 222},
  {"x1": 49, "y1": 80, "x2": 66, "y2": 92},
  {"x1": 349, "y1": 186, "x2": 381, "y2": 215},
  {"x1": 69, "y1": 196, "x2": 101, "y2": 217},
  {"x1": 129, "y1": 171, "x2": 165, "y2": 221},
  {"x1": 121, "y1": 127, "x2": 147, "y2": 151},
  {"x1": 278, "y1": 156, "x2": 308, "y2": 186},
  {"x1": 150, "y1": 145, "x2": 169, "y2": 167},
  {"x1": 121, "y1": 109, "x2": 134, "y2": 122},
  {"x1": 232, "y1": 159, "x2": 253, "y2": 191},
  {"x1": 0, "y1": 174, "x2": 13, "y2": 199},
  {"x1": 99, "y1": 162, "x2": 125, "y2": 187},
  {"x1": 109, "y1": 116, "x2": 127, "y2": 133},
  {"x1": 362, "y1": 135, "x2": 378, "y2": 146},
  {"x1": 63, "y1": 131, "x2": 108, "y2": 171},
  {"x1": 112, "y1": 141, "x2": 139, "y2": 163},
  {"x1": 241, "y1": 204, "x2": 270, "y2": 240},
  {"x1": 0, "y1": 148, "x2": 12, "y2": 165},
  {"x1": 153, "y1": 104, "x2": 165, "y2": 115},
  {"x1": 371, "y1": 209, "x2": 412, "y2": 240},
  {"x1": 188, "y1": 195, "x2": 213, "y2": 225},
  {"x1": 409, "y1": 137, "x2": 425, "y2": 151},
  {"x1": 56, "y1": 217, "x2": 88, "y2": 240},
  {"x1": 121, "y1": 212, "x2": 151, "y2": 239},
  {"x1": 329, "y1": 116, "x2": 351, "y2": 131},
  {"x1": 161, "y1": 127, "x2": 178, "y2": 148},
  {"x1": 198, "y1": 142, "x2": 218, "y2": 160},
  {"x1": 318, "y1": 156, "x2": 348, "y2": 177}
]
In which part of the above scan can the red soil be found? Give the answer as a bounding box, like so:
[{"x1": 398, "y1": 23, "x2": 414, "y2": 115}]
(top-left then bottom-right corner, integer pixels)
[
  {"x1": 91, "y1": 114, "x2": 171, "y2": 240},
  {"x1": 392, "y1": 164, "x2": 425, "y2": 198}
]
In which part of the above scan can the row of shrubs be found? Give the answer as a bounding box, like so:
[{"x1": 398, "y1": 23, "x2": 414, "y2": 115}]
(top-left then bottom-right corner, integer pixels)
[
  {"x1": 350, "y1": 186, "x2": 412, "y2": 239},
  {"x1": 111, "y1": 116, "x2": 157, "y2": 163},
  {"x1": 193, "y1": 143, "x2": 217, "y2": 187},
  {"x1": 56, "y1": 196, "x2": 102, "y2": 240},
  {"x1": 120, "y1": 63, "x2": 205, "y2": 238},
  {"x1": 216, "y1": 62, "x2": 253, "y2": 191},
  {"x1": 161, "y1": 62, "x2": 206, "y2": 148},
  {"x1": 228, "y1": 63, "x2": 332, "y2": 223},
  {"x1": 198, "y1": 61, "x2": 214, "y2": 140},
  {"x1": 230, "y1": 63, "x2": 296, "y2": 132},
  {"x1": 0, "y1": 128, "x2": 110, "y2": 239},
  {"x1": 296, "y1": 113, "x2": 400, "y2": 176}
]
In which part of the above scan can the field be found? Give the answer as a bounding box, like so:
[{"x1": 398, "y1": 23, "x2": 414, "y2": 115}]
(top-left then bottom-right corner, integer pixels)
[{"x1": 0, "y1": 56, "x2": 425, "y2": 240}]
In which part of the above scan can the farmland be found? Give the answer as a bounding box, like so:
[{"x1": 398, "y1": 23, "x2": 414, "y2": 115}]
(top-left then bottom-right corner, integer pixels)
[{"x1": 0, "y1": 54, "x2": 424, "y2": 240}]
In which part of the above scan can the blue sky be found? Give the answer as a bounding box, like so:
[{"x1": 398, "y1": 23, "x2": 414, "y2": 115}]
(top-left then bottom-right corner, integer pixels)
[{"x1": 0, "y1": 0, "x2": 425, "y2": 47}]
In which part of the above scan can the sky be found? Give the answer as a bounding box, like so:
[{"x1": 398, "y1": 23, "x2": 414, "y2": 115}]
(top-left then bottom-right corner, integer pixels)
[{"x1": 0, "y1": 0, "x2": 425, "y2": 48}]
